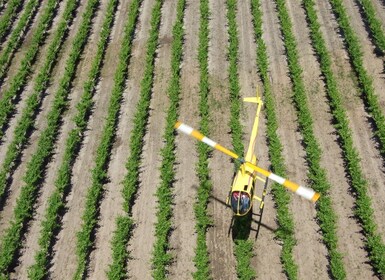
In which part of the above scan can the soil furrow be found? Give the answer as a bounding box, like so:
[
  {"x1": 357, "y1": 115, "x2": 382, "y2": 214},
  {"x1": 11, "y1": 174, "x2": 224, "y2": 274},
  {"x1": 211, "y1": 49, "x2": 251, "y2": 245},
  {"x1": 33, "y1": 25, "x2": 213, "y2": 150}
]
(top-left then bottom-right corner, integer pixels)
[
  {"x1": 0, "y1": 0, "x2": 55, "y2": 93},
  {"x1": 86, "y1": 0, "x2": 155, "y2": 277},
  {"x1": 0, "y1": 0, "x2": 61, "y2": 166},
  {"x1": 258, "y1": 1, "x2": 296, "y2": 279},
  {"x1": 370, "y1": 0, "x2": 385, "y2": 28},
  {"x1": 0, "y1": 0, "x2": 384, "y2": 277},
  {"x1": 265, "y1": 0, "x2": 330, "y2": 278},
  {"x1": 316, "y1": 2, "x2": 373, "y2": 279},
  {"x1": 206, "y1": 0, "x2": 237, "y2": 278},
  {"x1": 167, "y1": 0, "x2": 199, "y2": 277},
  {"x1": 0, "y1": 0, "x2": 26, "y2": 49},
  {"x1": 342, "y1": 0, "x2": 385, "y2": 112},
  {"x1": 339, "y1": 0, "x2": 385, "y2": 235},
  {"x1": 235, "y1": 0, "x2": 284, "y2": 278},
  {"x1": 12, "y1": 0, "x2": 107, "y2": 278},
  {"x1": 126, "y1": 0, "x2": 177, "y2": 278},
  {"x1": 261, "y1": 1, "x2": 301, "y2": 278},
  {"x1": 48, "y1": 0, "x2": 132, "y2": 278},
  {"x1": 0, "y1": 0, "x2": 80, "y2": 236},
  {"x1": 0, "y1": 0, "x2": 42, "y2": 85},
  {"x1": 285, "y1": 0, "x2": 340, "y2": 278}
]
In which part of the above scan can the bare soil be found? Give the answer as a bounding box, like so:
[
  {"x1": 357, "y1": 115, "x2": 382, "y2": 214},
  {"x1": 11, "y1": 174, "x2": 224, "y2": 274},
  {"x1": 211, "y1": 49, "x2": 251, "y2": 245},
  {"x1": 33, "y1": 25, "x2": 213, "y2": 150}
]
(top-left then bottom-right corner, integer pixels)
[
  {"x1": 0, "y1": 0, "x2": 58, "y2": 95},
  {"x1": 167, "y1": 0, "x2": 200, "y2": 277},
  {"x1": 236, "y1": 0, "x2": 285, "y2": 279},
  {"x1": 87, "y1": 0, "x2": 155, "y2": 277},
  {"x1": 49, "y1": 0, "x2": 133, "y2": 278},
  {"x1": 205, "y1": 0, "x2": 238, "y2": 279},
  {"x1": 341, "y1": 0, "x2": 385, "y2": 236},
  {"x1": 0, "y1": 0, "x2": 63, "y2": 163},
  {"x1": 0, "y1": 0, "x2": 82, "y2": 235},
  {"x1": 0, "y1": 0, "x2": 26, "y2": 55},
  {"x1": 315, "y1": 0, "x2": 381, "y2": 278},
  {"x1": 13, "y1": 0, "x2": 109, "y2": 278}
]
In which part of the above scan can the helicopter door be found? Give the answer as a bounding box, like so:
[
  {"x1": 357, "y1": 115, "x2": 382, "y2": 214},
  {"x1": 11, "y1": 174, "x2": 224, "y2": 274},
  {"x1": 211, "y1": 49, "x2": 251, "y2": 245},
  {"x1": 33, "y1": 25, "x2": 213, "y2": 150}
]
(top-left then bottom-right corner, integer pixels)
[{"x1": 230, "y1": 191, "x2": 251, "y2": 215}]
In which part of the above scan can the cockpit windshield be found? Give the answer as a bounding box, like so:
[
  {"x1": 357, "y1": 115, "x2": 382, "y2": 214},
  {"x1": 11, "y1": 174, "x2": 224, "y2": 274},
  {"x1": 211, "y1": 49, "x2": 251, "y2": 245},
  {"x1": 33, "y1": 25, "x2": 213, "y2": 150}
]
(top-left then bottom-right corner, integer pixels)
[{"x1": 230, "y1": 191, "x2": 251, "y2": 215}]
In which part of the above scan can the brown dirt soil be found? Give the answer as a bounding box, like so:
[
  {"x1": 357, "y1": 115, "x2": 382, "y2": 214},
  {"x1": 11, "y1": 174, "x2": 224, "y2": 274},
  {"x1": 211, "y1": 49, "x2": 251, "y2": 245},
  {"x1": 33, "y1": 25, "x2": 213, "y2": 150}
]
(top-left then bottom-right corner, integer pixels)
[
  {"x1": 0, "y1": 1, "x2": 25, "y2": 57},
  {"x1": 0, "y1": 0, "x2": 81, "y2": 236},
  {"x1": 12, "y1": 0, "x2": 108, "y2": 278},
  {"x1": 167, "y1": 0, "x2": 200, "y2": 278},
  {"x1": 49, "y1": 0, "x2": 133, "y2": 278},
  {"x1": 370, "y1": 0, "x2": 385, "y2": 30},
  {"x1": 0, "y1": 0, "x2": 44, "y2": 78},
  {"x1": 256, "y1": 2, "x2": 295, "y2": 279},
  {"x1": 0, "y1": 0, "x2": 28, "y2": 51},
  {"x1": 0, "y1": 0, "x2": 57, "y2": 95},
  {"x1": 125, "y1": 0, "x2": 177, "y2": 278},
  {"x1": 263, "y1": 0, "x2": 330, "y2": 279},
  {"x1": 314, "y1": 0, "x2": 379, "y2": 278},
  {"x1": 206, "y1": 0, "x2": 237, "y2": 278},
  {"x1": 286, "y1": 0, "x2": 341, "y2": 278},
  {"x1": 317, "y1": 3, "x2": 378, "y2": 279},
  {"x1": 87, "y1": 0, "x2": 156, "y2": 277},
  {"x1": 0, "y1": 0, "x2": 62, "y2": 163},
  {"x1": 340, "y1": 0, "x2": 385, "y2": 235},
  {"x1": 1, "y1": 0, "x2": 385, "y2": 278},
  {"x1": 236, "y1": 0, "x2": 284, "y2": 278}
]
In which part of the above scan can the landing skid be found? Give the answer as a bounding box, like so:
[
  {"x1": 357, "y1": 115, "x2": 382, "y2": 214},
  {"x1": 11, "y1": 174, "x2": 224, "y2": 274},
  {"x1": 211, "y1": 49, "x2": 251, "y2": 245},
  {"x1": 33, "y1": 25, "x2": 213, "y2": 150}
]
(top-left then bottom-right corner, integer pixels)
[
  {"x1": 254, "y1": 177, "x2": 268, "y2": 239},
  {"x1": 228, "y1": 215, "x2": 234, "y2": 237}
]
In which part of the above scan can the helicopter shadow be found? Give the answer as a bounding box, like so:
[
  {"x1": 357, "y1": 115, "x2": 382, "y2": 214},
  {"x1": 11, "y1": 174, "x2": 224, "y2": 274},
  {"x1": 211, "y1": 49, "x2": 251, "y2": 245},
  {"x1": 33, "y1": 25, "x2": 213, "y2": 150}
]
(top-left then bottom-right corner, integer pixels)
[{"x1": 192, "y1": 185, "x2": 276, "y2": 241}]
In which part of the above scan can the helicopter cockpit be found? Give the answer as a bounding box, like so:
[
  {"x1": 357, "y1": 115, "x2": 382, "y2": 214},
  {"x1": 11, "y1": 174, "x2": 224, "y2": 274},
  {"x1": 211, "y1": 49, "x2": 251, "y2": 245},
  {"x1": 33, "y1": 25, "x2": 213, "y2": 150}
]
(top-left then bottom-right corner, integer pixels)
[{"x1": 230, "y1": 191, "x2": 251, "y2": 216}]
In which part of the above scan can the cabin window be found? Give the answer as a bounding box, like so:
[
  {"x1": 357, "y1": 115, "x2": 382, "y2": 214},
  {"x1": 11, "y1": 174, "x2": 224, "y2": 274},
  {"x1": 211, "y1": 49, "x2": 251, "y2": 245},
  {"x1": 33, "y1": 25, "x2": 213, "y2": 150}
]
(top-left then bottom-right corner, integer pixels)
[{"x1": 231, "y1": 191, "x2": 251, "y2": 215}]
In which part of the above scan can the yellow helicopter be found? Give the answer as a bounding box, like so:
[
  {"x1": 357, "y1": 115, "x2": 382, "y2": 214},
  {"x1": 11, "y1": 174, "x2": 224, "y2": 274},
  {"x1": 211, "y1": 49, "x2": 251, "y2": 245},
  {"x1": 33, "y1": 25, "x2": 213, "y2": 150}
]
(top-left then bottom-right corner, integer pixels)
[{"x1": 174, "y1": 90, "x2": 320, "y2": 219}]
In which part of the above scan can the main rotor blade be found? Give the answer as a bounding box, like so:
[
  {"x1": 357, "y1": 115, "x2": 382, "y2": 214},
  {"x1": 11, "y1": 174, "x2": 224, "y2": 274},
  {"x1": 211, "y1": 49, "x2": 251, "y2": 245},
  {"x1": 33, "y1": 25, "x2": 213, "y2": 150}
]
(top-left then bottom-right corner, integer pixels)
[
  {"x1": 175, "y1": 121, "x2": 320, "y2": 203},
  {"x1": 243, "y1": 162, "x2": 320, "y2": 202}
]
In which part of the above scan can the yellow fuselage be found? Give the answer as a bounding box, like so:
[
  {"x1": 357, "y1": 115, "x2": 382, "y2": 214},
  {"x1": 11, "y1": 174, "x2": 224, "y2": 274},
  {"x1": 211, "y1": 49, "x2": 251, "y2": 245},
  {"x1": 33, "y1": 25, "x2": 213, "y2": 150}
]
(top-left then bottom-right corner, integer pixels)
[{"x1": 229, "y1": 95, "x2": 263, "y2": 216}]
